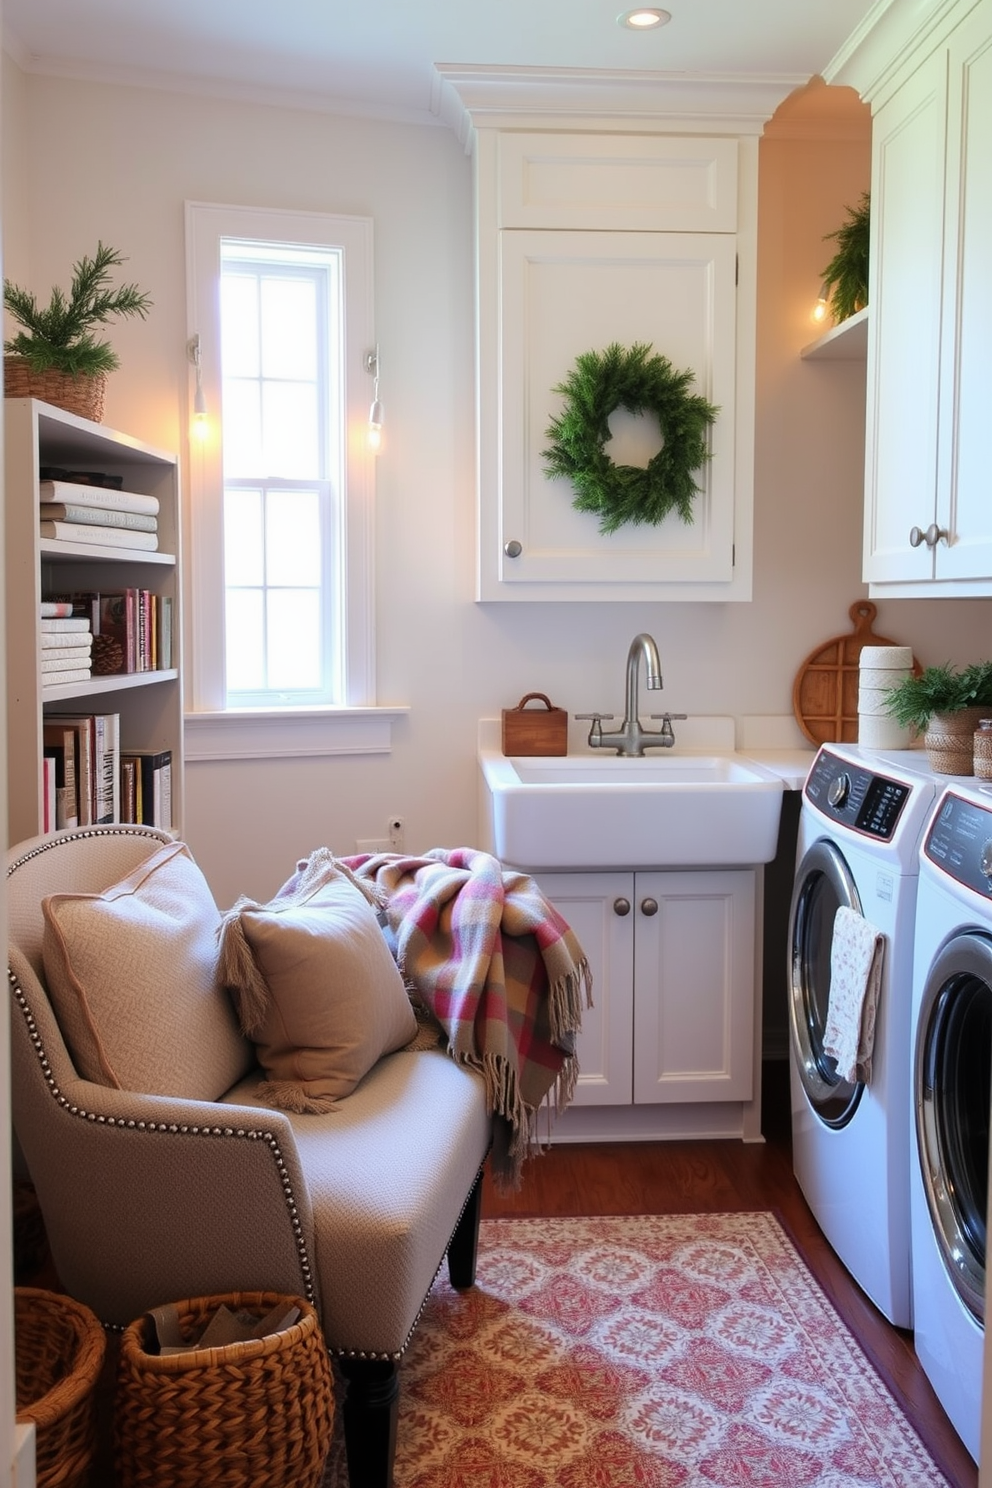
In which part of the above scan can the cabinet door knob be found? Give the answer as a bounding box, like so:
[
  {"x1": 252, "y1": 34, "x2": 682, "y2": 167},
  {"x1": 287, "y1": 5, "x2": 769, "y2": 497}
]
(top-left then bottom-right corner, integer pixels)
[
  {"x1": 909, "y1": 523, "x2": 948, "y2": 550},
  {"x1": 613, "y1": 897, "x2": 631, "y2": 917},
  {"x1": 504, "y1": 540, "x2": 522, "y2": 558},
  {"x1": 640, "y1": 897, "x2": 658, "y2": 916}
]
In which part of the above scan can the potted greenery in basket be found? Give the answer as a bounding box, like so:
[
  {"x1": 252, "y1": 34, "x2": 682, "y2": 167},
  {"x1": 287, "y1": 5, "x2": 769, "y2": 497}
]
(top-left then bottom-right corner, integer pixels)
[
  {"x1": 884, "y1": 661, "x2": 992, "y2": 773},
  {"x1": 3, "y1": 242, "x2": 152, "y2": 424}
]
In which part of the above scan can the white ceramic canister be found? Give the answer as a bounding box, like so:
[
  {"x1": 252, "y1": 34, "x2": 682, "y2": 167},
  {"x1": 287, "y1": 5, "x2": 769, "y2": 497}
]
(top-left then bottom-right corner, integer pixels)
[{"x1": 858, "y1": 645, "x2": 913, "y2": 750}]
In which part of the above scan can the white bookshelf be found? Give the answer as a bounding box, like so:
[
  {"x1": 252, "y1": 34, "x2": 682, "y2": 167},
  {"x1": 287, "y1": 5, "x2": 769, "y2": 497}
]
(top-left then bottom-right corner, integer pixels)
[{"x1": 5, "y1": 398, "x2": 184, "y2": 844}]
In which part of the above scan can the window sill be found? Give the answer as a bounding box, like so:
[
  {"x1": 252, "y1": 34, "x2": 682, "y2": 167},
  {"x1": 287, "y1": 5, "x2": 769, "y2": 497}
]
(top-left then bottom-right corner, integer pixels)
[{"x1": 184, "y1": 706, "x2": 409, "y2": 762}]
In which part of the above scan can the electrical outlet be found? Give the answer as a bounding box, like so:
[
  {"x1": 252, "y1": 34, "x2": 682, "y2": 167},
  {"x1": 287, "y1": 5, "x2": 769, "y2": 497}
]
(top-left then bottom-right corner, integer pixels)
[
  {"x1": 388, "y1": 816, "x2": 405, "y2": 850},
  {"x1": 356, "y1": 837, "x2": 389, "y2": 853}
]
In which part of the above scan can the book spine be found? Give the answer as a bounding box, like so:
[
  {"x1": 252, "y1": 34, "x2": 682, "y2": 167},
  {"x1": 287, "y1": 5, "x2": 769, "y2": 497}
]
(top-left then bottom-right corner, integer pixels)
[
  {"x1": 42, "y1": 757, "x2": 55, "y2": 835},
  {"x1": 39, "y1": 502, "x2": 159, "y2": 533},
  {"x1": 41, "y1": 668, "x2": 93, "y2": 689},
  {"x1": 38, "y1": 480, "x2": 160, "y2": 516},
  {"x1": 157, "y1": 596, "x2": 173, "y2": 670},
  {"x1": 91, "y1": 714, "x2": 119, "y2": 824},
  {"x1": 39, "y1": 617, "x2": 92, "y2": 634},
  {"x1": 39, "y1": 521, "x2": 159, "y2": 552}
]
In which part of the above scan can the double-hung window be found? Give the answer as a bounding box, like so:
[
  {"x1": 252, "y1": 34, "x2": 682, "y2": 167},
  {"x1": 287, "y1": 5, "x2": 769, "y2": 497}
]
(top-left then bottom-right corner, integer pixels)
[{"x1": 185, "y1": 203, "x2": 376, "y2": 738}]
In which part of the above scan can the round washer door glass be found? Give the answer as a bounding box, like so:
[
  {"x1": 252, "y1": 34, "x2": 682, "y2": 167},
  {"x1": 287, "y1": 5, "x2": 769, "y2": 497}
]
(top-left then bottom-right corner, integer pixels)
[
  {"x1": 789, "y1": 837, "x2": 863, "y2": 1128},
  {"x1": 916, "y1": 931, "x2": 992, "y2": 1324}
]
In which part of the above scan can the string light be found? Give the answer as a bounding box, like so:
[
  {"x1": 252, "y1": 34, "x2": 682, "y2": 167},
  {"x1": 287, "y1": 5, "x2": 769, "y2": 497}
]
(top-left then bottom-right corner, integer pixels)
[{"x1": 812, "y1": 282, "x2": 831, "y2": 324}]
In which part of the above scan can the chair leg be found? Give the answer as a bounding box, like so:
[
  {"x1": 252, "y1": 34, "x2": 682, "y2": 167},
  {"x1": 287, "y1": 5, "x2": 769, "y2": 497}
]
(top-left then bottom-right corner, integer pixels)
[
  {"x1": 447, "y1": 1169, "x2": 483, "y2": 1290},
  {"x1": 339, "y1": 1357, "x2": 399, "y2": 1488}
]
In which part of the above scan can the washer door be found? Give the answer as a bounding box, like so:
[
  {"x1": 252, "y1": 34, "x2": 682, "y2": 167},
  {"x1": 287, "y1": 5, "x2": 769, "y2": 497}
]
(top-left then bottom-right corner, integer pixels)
[
  {"x1": 789, "y1": 837, "x2": 864, "y2": 1128},
  {"x1": 915, "y1": 931, "x2": 992, "y2": 1325}
]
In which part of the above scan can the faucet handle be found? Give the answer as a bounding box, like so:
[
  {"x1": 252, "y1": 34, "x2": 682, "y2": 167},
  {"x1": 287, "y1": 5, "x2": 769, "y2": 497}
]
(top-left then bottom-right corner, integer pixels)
[
  {"x1": 650, "y1": 713, "x2": 687, "y2": 721},
  {"x1": 575, "y1": 713, "x2": 615, "y2": 721}
]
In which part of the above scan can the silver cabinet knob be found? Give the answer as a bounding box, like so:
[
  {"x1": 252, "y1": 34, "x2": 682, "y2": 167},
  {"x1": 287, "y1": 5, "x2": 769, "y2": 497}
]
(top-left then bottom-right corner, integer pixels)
[
  {"x1": 909, "y1": 523, "x2": 948, "y2": 549},
  {"x1": 640, "y1": 897, "x2": 658, "y2": 916},
  {"x1": 613, "y1": 897, "x2": 631, "y2": 917},
  {"x1": 504, "y1": 540, "x2": 522, "y2": 558}
]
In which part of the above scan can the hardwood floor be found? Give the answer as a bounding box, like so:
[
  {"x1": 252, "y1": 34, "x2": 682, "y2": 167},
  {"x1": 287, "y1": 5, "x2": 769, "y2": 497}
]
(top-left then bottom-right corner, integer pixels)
[{"x1": 481, "y1": 1060, "x2": 980, "y2": 1488}]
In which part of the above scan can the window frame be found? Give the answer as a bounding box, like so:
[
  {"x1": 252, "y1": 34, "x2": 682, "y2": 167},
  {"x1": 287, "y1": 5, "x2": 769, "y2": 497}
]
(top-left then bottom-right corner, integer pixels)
[{"x1": 185, "y1": 202, "x2": 396, "y2": 757}]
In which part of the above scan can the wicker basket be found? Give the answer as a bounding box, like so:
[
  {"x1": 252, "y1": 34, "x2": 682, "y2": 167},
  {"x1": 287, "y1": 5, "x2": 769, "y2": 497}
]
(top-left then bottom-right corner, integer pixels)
[
  {"x1": 4, "y1": 358, "x2": 106, "y2": 423},
  {"x1": 115, "y1": 1291, "x2": 334, "y2": 1488},
  {"x1": 14, "y1": 1287, "x2": 106, "y2": 1488},
  {"x1": 924, "y1": 706, "x2": 987, "y2": 775}
]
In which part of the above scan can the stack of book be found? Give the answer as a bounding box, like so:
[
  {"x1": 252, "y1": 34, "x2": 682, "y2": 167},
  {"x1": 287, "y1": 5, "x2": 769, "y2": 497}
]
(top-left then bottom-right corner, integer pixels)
[
  {"x1": 40, "y1": 602, "x2": 92, "y2": 690},
  {"x1": 39, "y1": 478, "x2": 160, "y2": 552},
  {"x1": 42, "y1": 711, "x2": 172, "y2": 834}
]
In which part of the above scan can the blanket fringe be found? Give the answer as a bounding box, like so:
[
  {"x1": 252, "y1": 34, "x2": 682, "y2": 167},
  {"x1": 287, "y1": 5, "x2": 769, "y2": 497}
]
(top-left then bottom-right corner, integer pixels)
[{"x1": 255, "y1": 1079, "x2": 340, "y2": 1115}]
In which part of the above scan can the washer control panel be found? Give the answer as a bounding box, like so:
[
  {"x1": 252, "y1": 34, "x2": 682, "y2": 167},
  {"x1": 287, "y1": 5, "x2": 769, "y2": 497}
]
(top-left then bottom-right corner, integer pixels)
[
  {"x1": 804, "y1": 748, "x2": 911, "y2": 840},
  {"x1": 924, "y1": 791, "x2": 992, "y2": 897}
]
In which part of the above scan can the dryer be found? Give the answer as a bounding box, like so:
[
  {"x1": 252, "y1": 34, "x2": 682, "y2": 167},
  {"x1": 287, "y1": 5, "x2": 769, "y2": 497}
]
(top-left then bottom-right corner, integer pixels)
[
  {"x1": 788, "y1": 744, "x2": 941, "y2": 1328},
  {"x1": 909, "y1": 782, "x2": 992, "y2": 1464}
]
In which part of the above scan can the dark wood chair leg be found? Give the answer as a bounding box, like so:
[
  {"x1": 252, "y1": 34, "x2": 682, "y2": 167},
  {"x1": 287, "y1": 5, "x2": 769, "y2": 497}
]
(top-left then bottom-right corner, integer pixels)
[
  {"x1": 447, "y1": 1169, "x2": 483, "y2": 1289},
  {"x1": 339, "y1": 1357, "x2": 399, "y2": 1488}
]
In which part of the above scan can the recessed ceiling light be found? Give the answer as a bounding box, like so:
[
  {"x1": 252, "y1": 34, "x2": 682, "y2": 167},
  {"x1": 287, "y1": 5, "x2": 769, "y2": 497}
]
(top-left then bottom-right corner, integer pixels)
[{"x1": 618, "y1": 8, "x2": 672, "y2": 29}]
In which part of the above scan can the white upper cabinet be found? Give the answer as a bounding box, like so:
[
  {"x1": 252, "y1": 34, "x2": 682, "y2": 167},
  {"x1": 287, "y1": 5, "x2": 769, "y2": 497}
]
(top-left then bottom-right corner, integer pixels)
[
  {"x1": 475, "y1": 126, "x2": 755, "y2": 603},
  {"x1": 433, "y1": 69, "x2": 800, "y2": 605},
  {"x1": 831, "y1": 0, "x2": 992, "y2": 596}
]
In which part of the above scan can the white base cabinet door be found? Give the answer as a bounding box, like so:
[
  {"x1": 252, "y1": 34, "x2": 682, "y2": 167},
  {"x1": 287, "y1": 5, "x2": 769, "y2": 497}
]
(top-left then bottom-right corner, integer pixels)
[{"x1": 539, "y1": 868, "x2": 756, "y2": 1114}]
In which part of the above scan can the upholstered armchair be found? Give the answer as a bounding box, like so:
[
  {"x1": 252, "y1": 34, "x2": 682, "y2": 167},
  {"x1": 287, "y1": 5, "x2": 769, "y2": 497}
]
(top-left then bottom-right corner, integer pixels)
[{"x1": 7, "y1": 824, "x2": 492, "y2": 1488}]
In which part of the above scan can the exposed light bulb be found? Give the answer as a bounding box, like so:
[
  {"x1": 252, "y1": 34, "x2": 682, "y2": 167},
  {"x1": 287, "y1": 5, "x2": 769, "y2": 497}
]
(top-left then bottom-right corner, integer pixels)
[
  {"x1": 188, "y1": 333, "x2": 209, "y2": 438},
  {"x1": 366, "y1": 345, "x2": 383, "y2": 453},
  {"x1": 812, "y1": 282, "x2": 831, "y2": 324}
]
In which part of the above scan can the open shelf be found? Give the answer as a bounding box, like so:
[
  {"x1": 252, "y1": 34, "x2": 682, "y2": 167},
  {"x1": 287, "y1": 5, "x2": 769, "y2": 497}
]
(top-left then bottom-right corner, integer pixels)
[{"x1": 800, "y1": 306, "x2": 868, "y2": 361}]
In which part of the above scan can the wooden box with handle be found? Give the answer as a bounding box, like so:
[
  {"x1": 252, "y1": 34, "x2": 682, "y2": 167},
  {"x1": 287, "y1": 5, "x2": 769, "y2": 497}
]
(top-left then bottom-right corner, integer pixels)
[{"x1": 501, "y1": 693, "x2": 568, "y2": 756}]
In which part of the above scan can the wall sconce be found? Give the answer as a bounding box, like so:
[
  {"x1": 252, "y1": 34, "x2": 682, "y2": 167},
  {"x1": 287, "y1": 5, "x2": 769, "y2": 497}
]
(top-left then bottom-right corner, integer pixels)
[
  {"x1": 187, "y1": 333, "x2": 209, "y2": 441},
  {"x1": 811, "y1": 282, "x2": 831, "y2": 325},
  {"x1": 365, "y1": 345, "x2": 383, "y2": 453}
]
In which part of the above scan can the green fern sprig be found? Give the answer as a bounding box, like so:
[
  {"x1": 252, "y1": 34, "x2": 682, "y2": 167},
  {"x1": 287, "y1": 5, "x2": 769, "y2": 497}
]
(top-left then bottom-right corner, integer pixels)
[
  {"x1": 4, "y1": 242, "x2": 152, "y2": 376},
  {"x1": 883, "y1": 661, "x2": 992, "y2": 731},
  {"x1": 820, "y1": 193, "x2": 870, "y2": 324}
]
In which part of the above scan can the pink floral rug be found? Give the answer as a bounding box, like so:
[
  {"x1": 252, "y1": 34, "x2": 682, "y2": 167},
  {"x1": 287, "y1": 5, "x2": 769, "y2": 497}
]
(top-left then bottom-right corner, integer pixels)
[{"x1": 325, "y1": 1212, "x2": 948, "y2": 1487}]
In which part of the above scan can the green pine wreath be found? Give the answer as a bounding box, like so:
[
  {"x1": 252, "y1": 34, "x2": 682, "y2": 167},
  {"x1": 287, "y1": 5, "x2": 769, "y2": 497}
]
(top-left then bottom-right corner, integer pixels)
[{"x1": 542, "y1": 342, "x2": 718, "y2": 535}]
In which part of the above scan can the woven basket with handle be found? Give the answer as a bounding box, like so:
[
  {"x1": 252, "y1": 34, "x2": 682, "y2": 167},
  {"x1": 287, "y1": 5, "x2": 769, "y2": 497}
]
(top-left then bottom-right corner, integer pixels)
[
  {"x1": 14, "y1": 1286, "x2": 106, "y2": 1488},
  {"x1": 4, "y1": 358, "x2": 106, "y2": 423},
  {"x1": 114, "y1": 1290, "x2": 335, "y2": 1488}
]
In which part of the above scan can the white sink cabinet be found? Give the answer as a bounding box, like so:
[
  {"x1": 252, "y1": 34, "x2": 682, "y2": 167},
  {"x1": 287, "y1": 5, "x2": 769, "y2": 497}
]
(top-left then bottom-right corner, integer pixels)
[{"x1": 537, "y1": 867, "x2": 760, "y2": 1143}]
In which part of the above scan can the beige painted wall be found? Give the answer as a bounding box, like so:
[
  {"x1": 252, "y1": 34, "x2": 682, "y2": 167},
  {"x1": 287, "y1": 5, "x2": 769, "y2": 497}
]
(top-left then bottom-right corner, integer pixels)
[{"x1": 3, "y1": 59, "x2": 990, "y2": 907}]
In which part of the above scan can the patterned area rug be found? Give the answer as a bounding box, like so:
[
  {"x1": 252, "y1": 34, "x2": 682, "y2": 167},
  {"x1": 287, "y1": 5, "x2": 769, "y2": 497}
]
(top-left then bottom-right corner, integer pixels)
[{"x1": 325, "y1": 1212, "x2": 948, "y2": 1487}]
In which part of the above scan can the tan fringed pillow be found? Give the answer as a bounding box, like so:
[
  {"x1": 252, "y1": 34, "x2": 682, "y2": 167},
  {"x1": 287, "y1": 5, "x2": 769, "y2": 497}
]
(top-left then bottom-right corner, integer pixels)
[
  {"x1": 217, "y1": 852, "x2": 418, "y2": 1113},
  {"x1": 42, "y1": 841, "x2": 253, "y2": 1099}
]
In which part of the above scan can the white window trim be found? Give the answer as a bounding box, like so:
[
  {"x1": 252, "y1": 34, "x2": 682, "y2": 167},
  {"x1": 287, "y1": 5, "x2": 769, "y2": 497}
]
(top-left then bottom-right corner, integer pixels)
[{"x1": 185, "y1": 202, "x2": 401, "y2": 759}]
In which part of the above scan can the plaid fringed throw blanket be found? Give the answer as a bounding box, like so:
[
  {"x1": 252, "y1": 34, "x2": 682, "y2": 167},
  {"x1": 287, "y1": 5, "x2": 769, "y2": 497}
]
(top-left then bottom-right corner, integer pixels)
[{"x1": 342, "y1": 847, "x2": 592, "y2": 1190}]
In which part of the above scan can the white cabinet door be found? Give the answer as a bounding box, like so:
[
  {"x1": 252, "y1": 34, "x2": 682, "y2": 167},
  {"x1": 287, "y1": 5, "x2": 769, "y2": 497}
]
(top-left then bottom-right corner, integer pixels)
[
  {"x1": 539, "y1": 868, "x2": 755, "y2": 1111},
  {"x1": 537, "y1": 872, "x2": 635, "y2": 1107},
  {"x1": 632, "y1": 869, "x2": 755, "y2": 1104},
  {"x1": 863, "y1": 46, "x2": 947, "y2": 586},
  {"x1": 863, "y1": 0, "x2": 992, "y2": 595},
  {"x1": 934, "y1": 4, "x2": 992, "y2": 584},
  {"x1": 486, "y1": 229, "x2": 739, "y2": 597}
]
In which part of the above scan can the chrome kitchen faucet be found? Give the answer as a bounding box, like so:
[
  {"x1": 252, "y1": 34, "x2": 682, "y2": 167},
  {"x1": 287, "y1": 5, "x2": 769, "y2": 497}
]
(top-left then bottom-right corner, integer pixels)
[{"x1": 576, "y1": 633, "x2": 687, "y2": 757}]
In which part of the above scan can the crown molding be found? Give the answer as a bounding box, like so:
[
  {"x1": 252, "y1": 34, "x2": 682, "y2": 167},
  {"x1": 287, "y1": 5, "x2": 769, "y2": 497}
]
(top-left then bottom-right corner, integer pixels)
[
  {"x1": 824, "y1": 0, "x2": 979, "y2": 103},
  {"x1": 431, "y1": 64, "x2": 809, "y2": 151}
]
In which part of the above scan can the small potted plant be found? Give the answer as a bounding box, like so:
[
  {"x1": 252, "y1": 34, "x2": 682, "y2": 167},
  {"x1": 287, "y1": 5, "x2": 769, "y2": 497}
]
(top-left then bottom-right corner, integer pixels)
[
  {"x1": 3, "y1": 242, "x2": 152, "y2": 424},
  {"x1": 819, "y1": 192, "x2": 870, "y2": 325},
  {"x1": 884, "y1": 661, "x2": 992, "y2": 773}
]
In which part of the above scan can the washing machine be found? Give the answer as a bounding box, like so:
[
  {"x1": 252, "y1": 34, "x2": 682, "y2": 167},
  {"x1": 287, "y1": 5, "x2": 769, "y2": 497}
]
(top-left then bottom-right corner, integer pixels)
[
  {"x1": 788, "y1": 743, "x2": 942, "y2": 1328},
  {"x1": 909, "y1": 782, "x2": 992, "y2": 1463}
]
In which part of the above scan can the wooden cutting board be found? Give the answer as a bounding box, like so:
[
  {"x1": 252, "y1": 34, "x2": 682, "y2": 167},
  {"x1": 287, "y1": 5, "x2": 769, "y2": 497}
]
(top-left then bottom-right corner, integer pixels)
[{"x1": 792, "y1": 601, "x2": 917, "y2": 746}]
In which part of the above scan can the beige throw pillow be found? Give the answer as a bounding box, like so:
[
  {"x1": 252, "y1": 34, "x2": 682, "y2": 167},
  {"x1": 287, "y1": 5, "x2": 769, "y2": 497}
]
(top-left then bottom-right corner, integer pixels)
[
  {"x1": 218, "y1": 856, "x2": 418, "y2": 1113},
  {"x1": 42, "y1": 840, "x2": 252, "y2": 1100}
]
